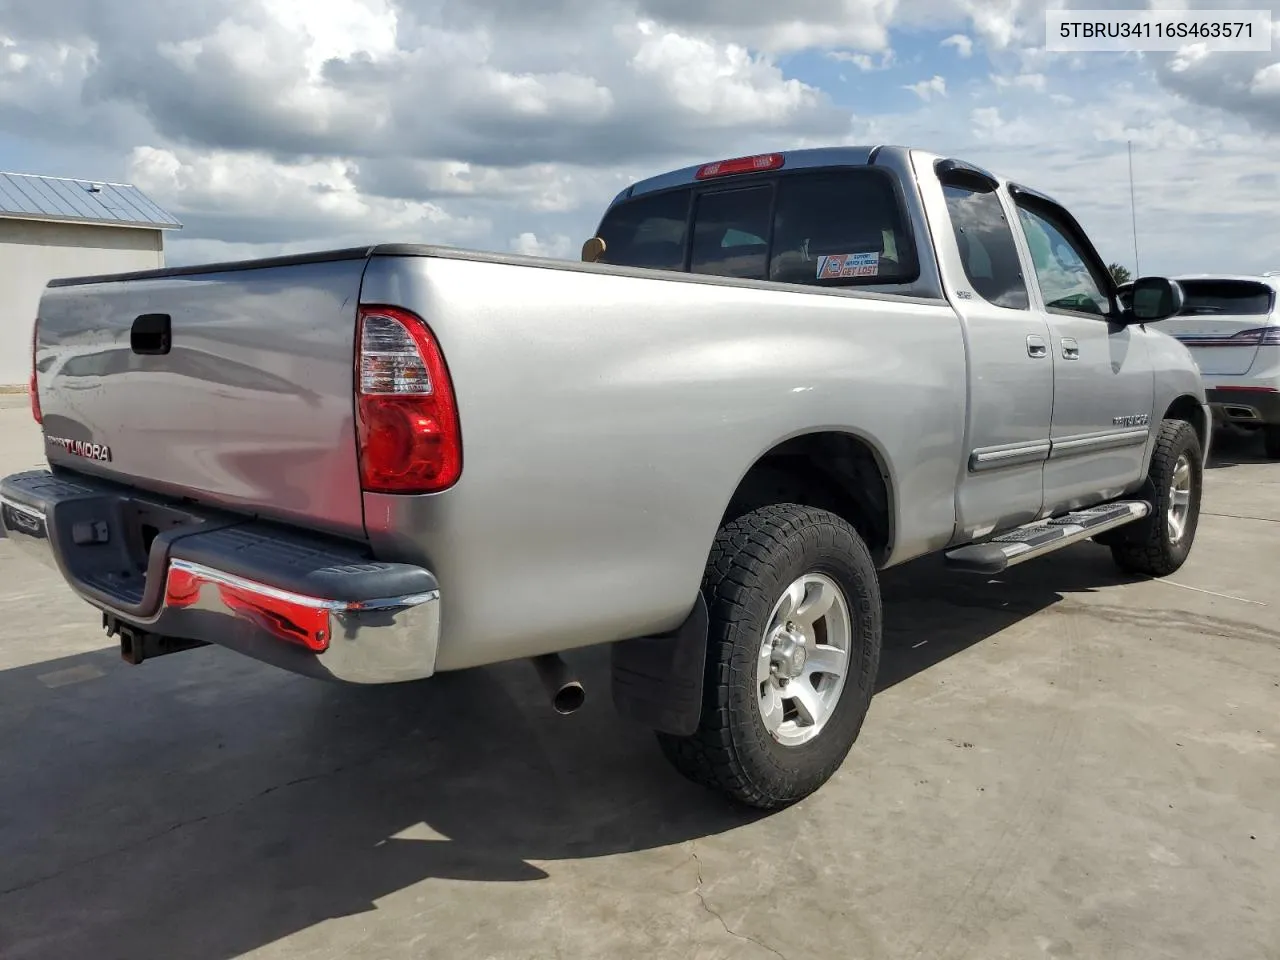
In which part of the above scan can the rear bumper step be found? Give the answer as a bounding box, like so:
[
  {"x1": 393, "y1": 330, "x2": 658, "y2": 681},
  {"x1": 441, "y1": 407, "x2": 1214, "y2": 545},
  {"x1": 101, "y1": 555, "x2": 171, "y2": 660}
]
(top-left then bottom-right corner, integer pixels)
[
  {"x1": 0, "y1": 469, "x2": 440, "y2": 684},
  {"x1": 944, "y1": 500, "x2": 1150, "y2": 575}
]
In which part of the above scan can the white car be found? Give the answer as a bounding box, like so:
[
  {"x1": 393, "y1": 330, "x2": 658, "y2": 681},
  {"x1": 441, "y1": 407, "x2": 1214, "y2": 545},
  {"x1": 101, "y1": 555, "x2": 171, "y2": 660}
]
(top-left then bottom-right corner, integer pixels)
[{"x1": 1147, "y1": 273, "x2": 1280, "y2": 458}]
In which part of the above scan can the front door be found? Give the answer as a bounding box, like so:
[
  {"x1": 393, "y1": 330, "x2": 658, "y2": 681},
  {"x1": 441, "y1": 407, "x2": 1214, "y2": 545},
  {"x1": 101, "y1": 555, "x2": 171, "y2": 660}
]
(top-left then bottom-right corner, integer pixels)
[{"x1": 1011, "y1": 193, "x2": 1154, "y2": 514}]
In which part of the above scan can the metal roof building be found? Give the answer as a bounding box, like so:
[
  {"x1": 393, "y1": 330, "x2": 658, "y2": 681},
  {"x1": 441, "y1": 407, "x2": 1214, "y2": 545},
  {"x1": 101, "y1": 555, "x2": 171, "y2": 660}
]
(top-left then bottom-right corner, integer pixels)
[
  {"x1": 0, "y1": 172, "x2": 182, "y2": 387},
  {"x1": 0, "y1": 172, "x2": 182, "y2": 231}
]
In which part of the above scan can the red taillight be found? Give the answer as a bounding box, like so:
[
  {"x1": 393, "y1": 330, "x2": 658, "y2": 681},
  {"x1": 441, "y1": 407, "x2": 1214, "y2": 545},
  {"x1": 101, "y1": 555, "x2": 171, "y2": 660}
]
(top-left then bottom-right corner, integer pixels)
[
  {"x1": 355, "y1": 305, "x2": 462, "y2": 494},
  {"x1": 29, "y1": 320, "x2": 41, "y2": 425},
  {"x1": 695, "y1": 153, "x2": 785, "y2": 180},
  {"x1": 1228, "y1": 326, "x2": 1280, "y2": 346}
]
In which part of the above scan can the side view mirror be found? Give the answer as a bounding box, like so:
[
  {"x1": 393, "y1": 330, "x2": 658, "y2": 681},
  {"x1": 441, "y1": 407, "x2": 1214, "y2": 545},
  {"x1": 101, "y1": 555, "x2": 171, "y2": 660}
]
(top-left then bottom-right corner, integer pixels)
[
  {"x1": 1127, "y1": 276, "x2": 1184, "y2": 323},
  {"x1": 581, "y1": 236, "x2": 606, "y2": 263}
]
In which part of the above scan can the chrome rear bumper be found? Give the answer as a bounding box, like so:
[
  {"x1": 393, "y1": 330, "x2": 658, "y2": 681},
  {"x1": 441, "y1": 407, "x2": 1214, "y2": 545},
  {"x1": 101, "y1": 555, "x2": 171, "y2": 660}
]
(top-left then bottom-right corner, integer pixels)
[{"x1": 0, "y1": 470, "x2": 440, "y2": 684}]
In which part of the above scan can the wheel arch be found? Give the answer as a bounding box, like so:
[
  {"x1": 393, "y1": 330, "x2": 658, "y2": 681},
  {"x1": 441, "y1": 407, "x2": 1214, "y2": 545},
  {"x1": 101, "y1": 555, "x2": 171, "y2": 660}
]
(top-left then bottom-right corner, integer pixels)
[
  {"x1": 1161, "y1": 393, "x2": 1211, "y2": 465},
  {"x1": 717, "y1": 429, "x2": 897, "y2": 567},
  {"x1": 611, "y1": 429, "x2": 896, "y2": 743}
]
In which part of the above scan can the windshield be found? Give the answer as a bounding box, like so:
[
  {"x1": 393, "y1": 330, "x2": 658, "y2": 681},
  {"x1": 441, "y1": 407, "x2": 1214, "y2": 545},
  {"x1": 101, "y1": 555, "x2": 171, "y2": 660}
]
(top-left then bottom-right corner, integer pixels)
[{"x1": 595, "y1": 168, "x2": 919, "y2": 288}]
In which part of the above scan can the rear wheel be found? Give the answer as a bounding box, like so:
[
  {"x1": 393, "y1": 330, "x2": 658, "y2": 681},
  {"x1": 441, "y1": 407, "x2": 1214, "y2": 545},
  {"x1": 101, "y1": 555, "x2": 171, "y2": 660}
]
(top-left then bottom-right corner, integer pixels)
[
  {"x1": 656, "y1": 504, "x2": 881, "y2": 809},
  {"x1": 1263, "y1": 425, "x2": 1280, "y2": 460},
  {"x1": 1110, "y1": 419, "x2": 1203, "y2": 577}
]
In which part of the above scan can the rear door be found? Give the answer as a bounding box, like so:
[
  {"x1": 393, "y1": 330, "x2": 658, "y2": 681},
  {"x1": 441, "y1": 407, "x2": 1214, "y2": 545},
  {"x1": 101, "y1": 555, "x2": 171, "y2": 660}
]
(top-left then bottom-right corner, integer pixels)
[
  {"x1": 1151, "y1": 278, "x2": 1277, "y2": 376},
  {"x1": 1010, "y1": 190, "x2": 1153, "y2": 511}
]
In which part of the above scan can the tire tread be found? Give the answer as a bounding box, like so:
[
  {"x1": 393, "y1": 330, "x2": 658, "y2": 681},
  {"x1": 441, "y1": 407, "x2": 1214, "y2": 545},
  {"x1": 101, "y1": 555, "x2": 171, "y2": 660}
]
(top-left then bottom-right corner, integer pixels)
[
  {"x1": 658, "y1": 504, "x2": 879, "y2": 809},
  {"x1": 1110, "y1": 418, "x2": 1201, "y2": 577}
]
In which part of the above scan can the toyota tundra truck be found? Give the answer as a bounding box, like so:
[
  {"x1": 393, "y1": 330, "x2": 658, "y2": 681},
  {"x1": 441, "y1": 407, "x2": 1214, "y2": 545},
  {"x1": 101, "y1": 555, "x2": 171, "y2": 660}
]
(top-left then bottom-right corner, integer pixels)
[{"x1": 2, "y1": 145, "x2": 1209, "y2": 809}]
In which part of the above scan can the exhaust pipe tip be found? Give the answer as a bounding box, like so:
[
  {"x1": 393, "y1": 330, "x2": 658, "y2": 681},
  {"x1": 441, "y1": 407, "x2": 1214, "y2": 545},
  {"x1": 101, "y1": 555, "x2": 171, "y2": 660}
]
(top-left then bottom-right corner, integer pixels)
[
  {"x1": 552, "y1": 681, "x2": 585, "y2": 715},
  {"x1": 531, "y1": 653, "x2": 585, "y2": 716}
]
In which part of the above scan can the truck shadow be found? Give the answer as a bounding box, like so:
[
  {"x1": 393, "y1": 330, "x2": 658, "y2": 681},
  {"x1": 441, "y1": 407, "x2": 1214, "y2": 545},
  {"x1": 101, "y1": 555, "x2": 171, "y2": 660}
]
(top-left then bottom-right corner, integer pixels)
[{"x1": 0, "y1": 542, "x2": 1140, "y2": 959}]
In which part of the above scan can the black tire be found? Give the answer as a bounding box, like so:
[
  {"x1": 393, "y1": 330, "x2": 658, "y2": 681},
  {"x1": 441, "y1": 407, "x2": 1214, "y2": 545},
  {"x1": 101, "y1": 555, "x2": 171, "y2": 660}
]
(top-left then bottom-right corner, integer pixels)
[
  {"x1": 656, "y1": 504, "x2": 882, "y2": 809},
  {"x1": 1264, "y1": 426, "x2": 1280, "y2": 460},
  {"x1": 1109, "y1": 419, "x2": 1203, "y2": 577}
]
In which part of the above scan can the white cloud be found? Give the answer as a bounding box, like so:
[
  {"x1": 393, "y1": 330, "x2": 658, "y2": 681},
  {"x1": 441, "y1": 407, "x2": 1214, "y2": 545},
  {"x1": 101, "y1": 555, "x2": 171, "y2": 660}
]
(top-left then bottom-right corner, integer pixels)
[
  {"x1": 941, "y1": 33, "x2": 973, "y2": 57},
  {"x1": 632, "y1": 0, "x2": 899, "y2": 53},
  {"x1": 905, "y1": 75, "x2": 947, "y2": 100},
  {"x1": 1251, "y1": 63, "x2": 1280, "y2": 95},
  {"x1": 828, "y1": 50, "x2": 895, "y2": 71},
  {"x1": 842, "y1": 79, "x2": 1280, "y2": 275},
  {"x1": 627, "y1": 21, "x2": 820, "y2": 124},
  {"x1": 833, "y1": 51, "x2": 875, "y2": 70},
  {"x1": 129, "y1": 146, "x2": 488, "y2": 246},
  {"x1": 510, "y1": 232, "x2": 575, "y2": 259},
  {"x1": 0, "y1": 0, "x2": 1276, "y2": 278},
  {"x1": 993, "y1": 72, "x2": 1047, "y2": 92}
]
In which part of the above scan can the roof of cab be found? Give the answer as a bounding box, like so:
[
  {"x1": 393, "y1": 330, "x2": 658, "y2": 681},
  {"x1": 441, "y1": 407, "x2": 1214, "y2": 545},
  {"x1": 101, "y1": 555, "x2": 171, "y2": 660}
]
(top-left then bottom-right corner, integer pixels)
[
  {"x1": 610, "y1": 144, "x2": 1042, "y2": 209},
  {"x1": 618, "y1": 145, "x2": 887, "y2": 202}
]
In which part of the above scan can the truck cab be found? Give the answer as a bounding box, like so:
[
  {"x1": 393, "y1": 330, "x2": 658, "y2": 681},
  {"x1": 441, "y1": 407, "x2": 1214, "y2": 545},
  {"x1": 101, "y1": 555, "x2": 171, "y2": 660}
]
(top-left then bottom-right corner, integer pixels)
[{"x1": 585, "y1": 146, "x2": 1208, "y2": 542}]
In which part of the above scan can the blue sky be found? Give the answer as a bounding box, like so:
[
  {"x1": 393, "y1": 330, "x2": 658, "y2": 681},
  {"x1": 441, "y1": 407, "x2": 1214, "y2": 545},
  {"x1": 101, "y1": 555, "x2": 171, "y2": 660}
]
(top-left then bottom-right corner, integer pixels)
[{"x1": 1, "y1": 0, "x2": 1277, "y2": 275}]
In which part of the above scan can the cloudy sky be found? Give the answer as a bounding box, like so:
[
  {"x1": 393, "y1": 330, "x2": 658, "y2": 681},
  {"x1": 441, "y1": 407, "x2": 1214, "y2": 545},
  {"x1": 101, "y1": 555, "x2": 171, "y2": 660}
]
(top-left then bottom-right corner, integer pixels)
[{"x1": 1, "y1": 0, "x2": 1277, "y2": 275}]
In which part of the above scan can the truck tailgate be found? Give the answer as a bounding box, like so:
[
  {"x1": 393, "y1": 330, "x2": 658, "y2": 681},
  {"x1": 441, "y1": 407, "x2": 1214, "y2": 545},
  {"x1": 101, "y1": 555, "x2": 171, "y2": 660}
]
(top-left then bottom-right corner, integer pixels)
[{"x1": 34, "y1": 254, "x2": 370, "y2": 538}]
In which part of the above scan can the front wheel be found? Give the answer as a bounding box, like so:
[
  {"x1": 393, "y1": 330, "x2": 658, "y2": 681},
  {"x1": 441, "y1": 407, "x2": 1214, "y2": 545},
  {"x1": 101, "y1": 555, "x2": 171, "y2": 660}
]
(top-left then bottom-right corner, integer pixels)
[
  {"x1": 656, "y1": 504, "x2": 882, "y2": 809},
  {"x1": 1110, "y1": 419, "x2": 1203, "y2": 577}
]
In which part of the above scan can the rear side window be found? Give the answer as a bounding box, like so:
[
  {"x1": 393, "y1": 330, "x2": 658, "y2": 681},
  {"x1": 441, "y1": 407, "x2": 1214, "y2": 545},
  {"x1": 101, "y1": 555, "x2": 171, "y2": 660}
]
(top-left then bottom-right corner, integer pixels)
[
  {"x1": 595, "y1": 168, "x2": 918, "y2": 288},
  {"x1": 1177, "y1": 280, "x2": 1274, "y2": 316},
  {"x1": 940, "y1": 183, "x2": 1029, "y2": 310},
  {"x1": 596, "y1": 188, "x2": 690, "y2": 271}
]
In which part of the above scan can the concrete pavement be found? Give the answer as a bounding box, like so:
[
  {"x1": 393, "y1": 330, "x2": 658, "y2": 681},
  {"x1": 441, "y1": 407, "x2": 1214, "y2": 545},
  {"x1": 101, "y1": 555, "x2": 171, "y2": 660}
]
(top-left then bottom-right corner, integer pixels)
[{"x1": 0, "y1": 402, "x2": 1276, "y2": 959}]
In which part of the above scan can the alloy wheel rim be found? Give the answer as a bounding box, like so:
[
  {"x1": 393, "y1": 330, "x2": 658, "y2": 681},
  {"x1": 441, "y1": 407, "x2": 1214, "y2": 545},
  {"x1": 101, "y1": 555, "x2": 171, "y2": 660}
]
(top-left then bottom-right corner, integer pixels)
[
  {"x1": 755, "y1": 573, "x2": 853, "y2": 747},
  {"x1": 1167, "y1": 452, "x2": 1193, "y2": 544}
]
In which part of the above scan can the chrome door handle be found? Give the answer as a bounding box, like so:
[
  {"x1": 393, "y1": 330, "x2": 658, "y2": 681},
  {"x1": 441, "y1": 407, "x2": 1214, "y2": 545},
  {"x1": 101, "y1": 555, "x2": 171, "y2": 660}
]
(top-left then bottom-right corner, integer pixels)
[
  {"x1": 1027, "y1": 335, "x2": 1047, "y2": 358},
  {"x1": 1061, "y1": 338, "x2": 1079, "y2": 360}
]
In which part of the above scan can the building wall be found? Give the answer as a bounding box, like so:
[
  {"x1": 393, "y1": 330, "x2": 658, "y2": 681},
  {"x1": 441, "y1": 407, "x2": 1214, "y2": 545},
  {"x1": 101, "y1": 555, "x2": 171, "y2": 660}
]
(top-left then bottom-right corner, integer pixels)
[{"x1": 0, "y1": 218, "x2": 165, "y2": 386}]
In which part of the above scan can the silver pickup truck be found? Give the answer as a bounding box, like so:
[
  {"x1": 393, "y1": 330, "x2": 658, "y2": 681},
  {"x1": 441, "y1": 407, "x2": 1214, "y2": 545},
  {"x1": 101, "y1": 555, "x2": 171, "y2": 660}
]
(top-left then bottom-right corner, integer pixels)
[{"x1": 3, "y1": 145, "x2": 1208, "y2": 809}]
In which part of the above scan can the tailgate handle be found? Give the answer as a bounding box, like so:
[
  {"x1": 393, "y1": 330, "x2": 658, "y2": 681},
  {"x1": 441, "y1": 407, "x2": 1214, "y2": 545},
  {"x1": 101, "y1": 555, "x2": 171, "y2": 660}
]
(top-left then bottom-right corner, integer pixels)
[{"x1": 131, "y1": 314, "x2": 172, "y2": 355}]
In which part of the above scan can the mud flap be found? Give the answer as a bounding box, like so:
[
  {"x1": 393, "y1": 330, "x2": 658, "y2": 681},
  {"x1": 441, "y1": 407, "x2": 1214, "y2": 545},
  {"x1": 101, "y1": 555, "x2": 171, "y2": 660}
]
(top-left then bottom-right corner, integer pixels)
[{"x1": 610, "y1": 594, "x2": 708, "y2": 737}]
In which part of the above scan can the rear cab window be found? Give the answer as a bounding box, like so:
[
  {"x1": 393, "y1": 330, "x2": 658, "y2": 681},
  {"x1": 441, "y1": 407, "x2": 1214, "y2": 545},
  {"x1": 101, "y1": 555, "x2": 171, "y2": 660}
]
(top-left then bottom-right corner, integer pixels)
[{"x1": 595, "y1": 166, "x2": 920, "y2": 290}]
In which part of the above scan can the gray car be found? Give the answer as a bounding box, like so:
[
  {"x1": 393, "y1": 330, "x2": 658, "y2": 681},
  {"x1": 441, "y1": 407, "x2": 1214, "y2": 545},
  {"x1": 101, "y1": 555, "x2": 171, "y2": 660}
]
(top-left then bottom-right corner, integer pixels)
[{"x1": 2, "y1": 145, "x2": 1209, "y2": 809}]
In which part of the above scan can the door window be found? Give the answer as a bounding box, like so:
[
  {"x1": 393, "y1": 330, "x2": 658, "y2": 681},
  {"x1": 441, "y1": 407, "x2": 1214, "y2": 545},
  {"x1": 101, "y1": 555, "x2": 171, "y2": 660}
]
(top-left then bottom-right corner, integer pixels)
[{"x1": 1016, "y1": 206, "x2": 1113, "y2": 318}]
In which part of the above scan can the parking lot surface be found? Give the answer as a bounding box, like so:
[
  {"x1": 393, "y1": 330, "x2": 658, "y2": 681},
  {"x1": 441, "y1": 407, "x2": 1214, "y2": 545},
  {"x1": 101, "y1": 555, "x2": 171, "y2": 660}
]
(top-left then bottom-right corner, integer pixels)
[{"x1": 0, "y1": 396, "x2": 1276, "y2": 960}]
